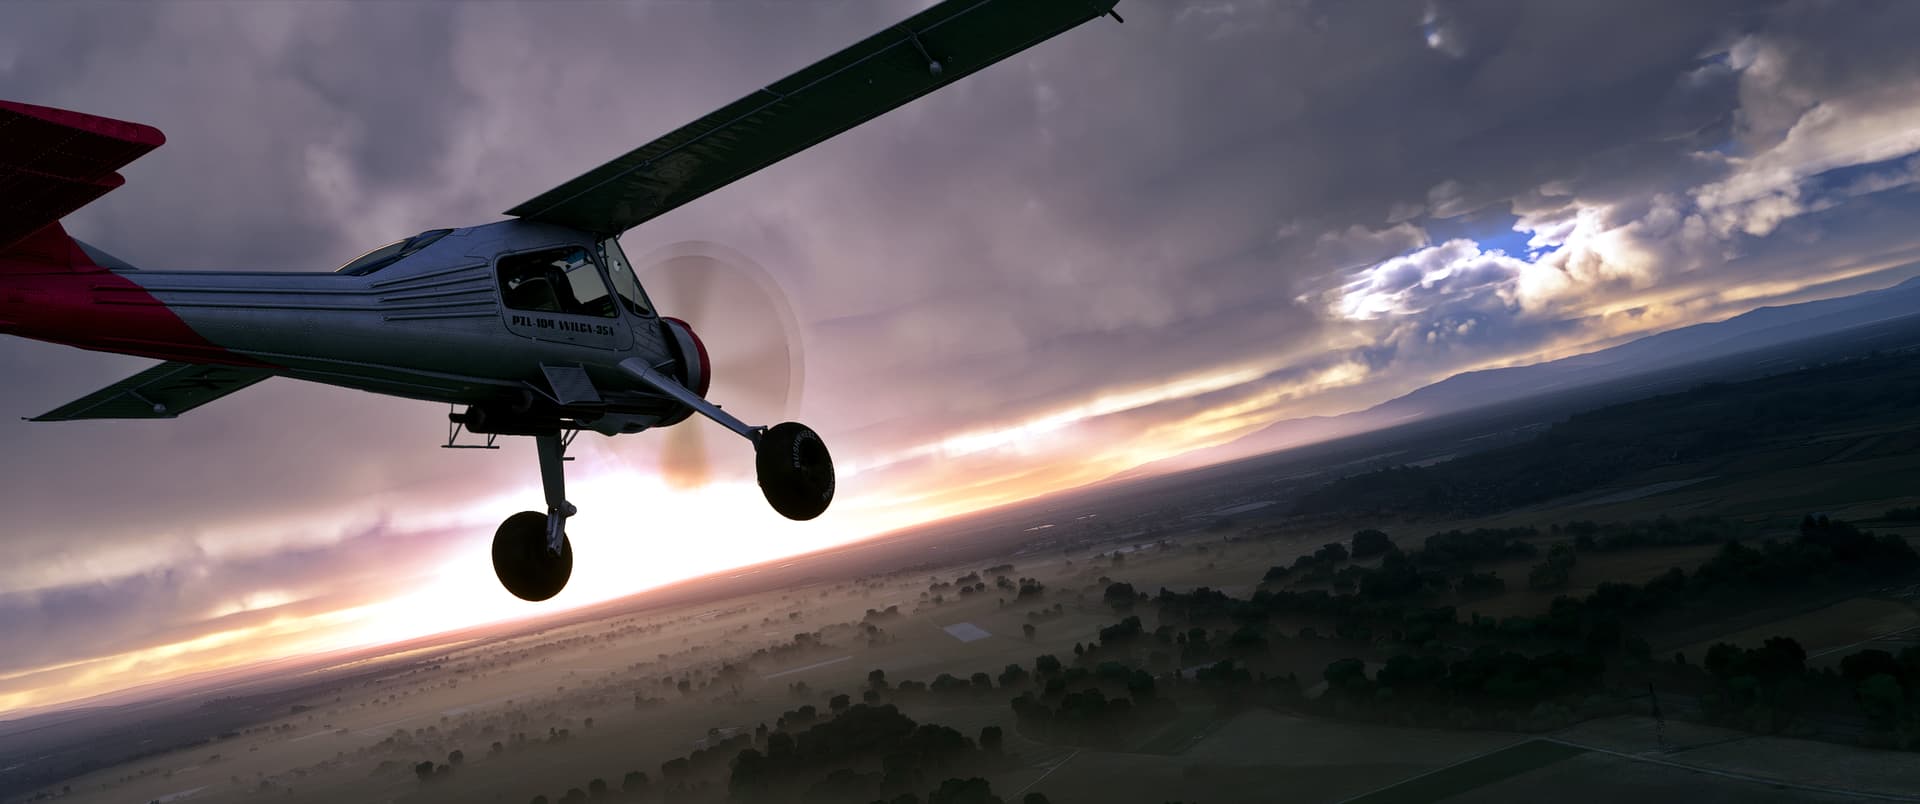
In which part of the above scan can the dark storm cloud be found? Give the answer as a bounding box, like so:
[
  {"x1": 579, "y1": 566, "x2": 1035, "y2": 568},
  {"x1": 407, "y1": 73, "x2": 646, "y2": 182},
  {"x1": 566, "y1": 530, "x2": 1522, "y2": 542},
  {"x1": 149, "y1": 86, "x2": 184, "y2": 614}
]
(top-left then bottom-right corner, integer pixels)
[
  {"x1": 280, "y1": 6, "x2": 476, "y2": 191},
  {"x1": 4, "y1": 0, "x2": 1920, "y2": 700}
]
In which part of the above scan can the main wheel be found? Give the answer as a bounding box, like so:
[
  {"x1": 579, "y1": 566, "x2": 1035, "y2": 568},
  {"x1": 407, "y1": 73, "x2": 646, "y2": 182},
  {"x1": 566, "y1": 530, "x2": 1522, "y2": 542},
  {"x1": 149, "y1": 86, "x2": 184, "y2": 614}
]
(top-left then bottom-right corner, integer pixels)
[
  {"x1": 757, "y1": 421, "x2": 835, "y2": 521},
  {"x1": 492, "y1": 510, "x2": 573, "y2": 601}
]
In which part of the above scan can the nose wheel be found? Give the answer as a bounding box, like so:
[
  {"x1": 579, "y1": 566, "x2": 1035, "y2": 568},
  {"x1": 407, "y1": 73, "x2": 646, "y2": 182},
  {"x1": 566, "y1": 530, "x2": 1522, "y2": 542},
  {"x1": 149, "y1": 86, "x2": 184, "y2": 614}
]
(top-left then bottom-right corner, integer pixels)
[
  {"x1": 618, "y1": 357, "x2": 837, "y2": 522},
  {"x1": 756, "y1": 421, "x2": 835, "y2": 521}
]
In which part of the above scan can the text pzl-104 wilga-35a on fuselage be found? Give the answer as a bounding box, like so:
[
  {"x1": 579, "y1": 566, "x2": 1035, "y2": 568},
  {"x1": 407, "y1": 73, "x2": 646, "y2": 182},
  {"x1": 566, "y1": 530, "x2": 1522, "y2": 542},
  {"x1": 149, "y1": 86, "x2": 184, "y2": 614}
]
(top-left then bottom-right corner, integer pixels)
[{"x1": 0, "y1": 1, "x2": 1124, "y2": 601}]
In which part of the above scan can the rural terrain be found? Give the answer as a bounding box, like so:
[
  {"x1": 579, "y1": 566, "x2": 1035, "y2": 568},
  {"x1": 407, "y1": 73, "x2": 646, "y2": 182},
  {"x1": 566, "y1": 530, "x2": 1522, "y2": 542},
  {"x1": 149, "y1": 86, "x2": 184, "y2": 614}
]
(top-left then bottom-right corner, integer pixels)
[{"x1": 7, "y1": 309, "x2": 1920, "y2": 804}]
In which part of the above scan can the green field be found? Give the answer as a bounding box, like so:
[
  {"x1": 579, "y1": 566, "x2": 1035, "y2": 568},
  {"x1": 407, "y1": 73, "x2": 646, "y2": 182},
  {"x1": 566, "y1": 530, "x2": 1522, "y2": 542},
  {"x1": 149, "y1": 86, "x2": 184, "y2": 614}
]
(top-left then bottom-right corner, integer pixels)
[
  {"x1": 1133, "y1": 709, "x2": 1223, "y2": 755},
  {"x1": 1343, "y1": 741, "x2": 1588, "y2": 804}
]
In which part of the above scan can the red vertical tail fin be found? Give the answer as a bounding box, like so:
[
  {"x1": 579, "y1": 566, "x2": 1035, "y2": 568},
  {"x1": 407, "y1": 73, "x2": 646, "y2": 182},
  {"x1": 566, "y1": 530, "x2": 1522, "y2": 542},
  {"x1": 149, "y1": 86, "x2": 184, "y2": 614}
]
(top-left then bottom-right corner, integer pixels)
[
  {"x1": 0, "y1": 99, "x2": 164, "y2": 266},
  {"x1": 1, "y1": 222, "x2": 94, "y2": 271}
]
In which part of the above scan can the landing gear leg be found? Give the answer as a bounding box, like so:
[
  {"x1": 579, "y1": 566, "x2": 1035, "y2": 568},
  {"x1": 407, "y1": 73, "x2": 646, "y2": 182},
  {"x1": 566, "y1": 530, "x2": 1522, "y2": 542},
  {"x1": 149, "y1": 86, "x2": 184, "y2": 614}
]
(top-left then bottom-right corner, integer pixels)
[
  {"x1": 617, "y1": 358, "x2": 836, "y2": 520},
  {"x1": 492, "y1": 430, "x2": 576, "y2": 602},
  {"x1": 535, "y1": 431, "x2": 575, "y2": 553}
]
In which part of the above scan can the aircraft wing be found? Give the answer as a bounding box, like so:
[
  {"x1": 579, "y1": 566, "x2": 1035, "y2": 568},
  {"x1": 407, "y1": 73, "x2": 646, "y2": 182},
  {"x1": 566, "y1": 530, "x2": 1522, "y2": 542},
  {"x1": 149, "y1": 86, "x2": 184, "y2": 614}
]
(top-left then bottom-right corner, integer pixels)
[
  {"x1": 0, "y1": 100, "x2": 165, "y2": 252},
  {"x1": 506, "y1": 0, "x2": 1120, "y2": 235},
  {"x1": 30, "y1": 361, "x2": 274, "y2": 421}
]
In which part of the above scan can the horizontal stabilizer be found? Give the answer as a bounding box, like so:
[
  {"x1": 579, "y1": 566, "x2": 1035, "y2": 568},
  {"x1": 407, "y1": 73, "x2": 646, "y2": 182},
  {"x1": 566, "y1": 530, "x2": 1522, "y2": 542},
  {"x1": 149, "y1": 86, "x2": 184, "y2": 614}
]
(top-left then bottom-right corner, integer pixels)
[
  {"x1": 0, "y1": 99, "x2": 165, "y2": 252},
  {"x1": 31, "y1": 361, "x2": 272, "y2": 421}
]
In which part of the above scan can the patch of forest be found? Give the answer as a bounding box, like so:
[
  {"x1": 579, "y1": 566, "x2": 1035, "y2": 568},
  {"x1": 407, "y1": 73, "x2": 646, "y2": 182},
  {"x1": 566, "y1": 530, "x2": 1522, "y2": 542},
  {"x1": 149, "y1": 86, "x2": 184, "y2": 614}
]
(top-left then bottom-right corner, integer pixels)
[{"x1": 392, "y1": 516, "x2": 1920, "y2": 804}]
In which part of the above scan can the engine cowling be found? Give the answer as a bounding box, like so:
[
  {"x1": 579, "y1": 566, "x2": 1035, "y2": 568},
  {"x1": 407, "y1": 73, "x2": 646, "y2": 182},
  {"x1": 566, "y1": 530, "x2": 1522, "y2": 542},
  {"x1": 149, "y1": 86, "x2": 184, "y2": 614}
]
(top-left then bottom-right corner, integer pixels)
[{"x1": 660, "y1": 316, "x2": 711, "y2": 398}]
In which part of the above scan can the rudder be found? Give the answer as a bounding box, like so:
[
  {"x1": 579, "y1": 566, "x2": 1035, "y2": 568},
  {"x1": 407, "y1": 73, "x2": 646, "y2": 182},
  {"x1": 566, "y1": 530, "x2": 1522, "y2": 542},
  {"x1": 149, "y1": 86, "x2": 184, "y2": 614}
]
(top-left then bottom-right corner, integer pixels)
[{"x1": 0, "y1": 99, "x2": 164, "y2": 266}]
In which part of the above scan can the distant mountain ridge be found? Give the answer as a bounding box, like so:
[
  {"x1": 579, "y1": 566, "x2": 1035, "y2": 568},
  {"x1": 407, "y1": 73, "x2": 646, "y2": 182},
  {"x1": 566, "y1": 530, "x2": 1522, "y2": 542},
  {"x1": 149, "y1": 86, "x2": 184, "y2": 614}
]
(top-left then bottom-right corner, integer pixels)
[
  {"x1": 1142, "y1": 274, "x2": 1920, "y2": 474},
  {"x1": 1384, "y1": 274, "x2": 1920, "y2": 419}
]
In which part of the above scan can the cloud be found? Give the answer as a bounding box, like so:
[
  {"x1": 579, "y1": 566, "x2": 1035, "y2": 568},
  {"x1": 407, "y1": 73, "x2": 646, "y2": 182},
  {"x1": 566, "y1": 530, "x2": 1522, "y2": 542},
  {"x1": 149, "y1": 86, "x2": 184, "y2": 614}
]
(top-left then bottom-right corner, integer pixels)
[
  {"x1": 1325, "y1": 0, "x2": 1920, "y2": 382},
  {"x1": 0, "y1": 519, "x2": 466, "y2": 693},
  {"x1": 1337, "y1": 238, "x2": 1526, "y2": 320}
]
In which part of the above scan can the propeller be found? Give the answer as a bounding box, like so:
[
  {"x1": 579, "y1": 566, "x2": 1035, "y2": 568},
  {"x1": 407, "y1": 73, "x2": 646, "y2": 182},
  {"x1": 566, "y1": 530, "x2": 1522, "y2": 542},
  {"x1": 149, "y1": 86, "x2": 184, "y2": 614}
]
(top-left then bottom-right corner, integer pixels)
[{"x1": 637, "y1": 241, "x2": 805, "y2": 487}]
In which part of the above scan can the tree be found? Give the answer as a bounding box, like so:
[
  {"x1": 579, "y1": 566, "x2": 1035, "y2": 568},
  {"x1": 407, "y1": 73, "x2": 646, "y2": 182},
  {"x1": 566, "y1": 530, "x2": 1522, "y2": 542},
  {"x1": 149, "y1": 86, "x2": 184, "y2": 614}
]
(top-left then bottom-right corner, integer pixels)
[
  {"x1": 1126, "y1": 669, "x2": 1157, "y2": 701},
  {"x1": 1103, "y1": 582, "x2": 1137, "y2": 611},
  {"x1": 1022, "y1": 623, "x2": 1037, "y2": 640},
  {"x1": 1457, "y1": 570, "x2": 1505, "y2": 599},
  {"x1": 1351, "y1": 528, "x2": 1393, "y2": 558},
  {"x1": 1359, "y1": 550, "x2": 1422, "y2": 599},
  {"x1": 587, "y1": 778, "x2": 609, "y2": 798},
  {"x1": 979, "y1": 725, "x2": 1003, "y2": 752},
  {"x1": 831, "y1": 693, "x2": 852, "y2": 713},
  {"x1": 1035, "y1": 654, "x2": 1063, "y2": 678},
  {"x1": 998, "y1": 663, "x2": 1030, "y2": 688},
  {"x1": 447, "y1": 749, "x2": 464, "y2": 767},
  {"x1": 1323, "y1": 658, "x2": 1368, "y2": 697},
  {"x1": 1841, "y1": 649, "x2": 1900, "y2": 684},
  {"x1": 928, "y1": 777, "x2": 1002, "y2": 804},
  {"x1": 621, "y1": 771, "x2": 650, "y2": 794},
  {"x1": 413, "y1": 761, "x2": 435, "y2": 782},
  {"x1": 869, "y1": 668, "x2": 889, "y2": 690},
  {"x1": 1858, "y1": 674, "x2": 1906, "y2": 728},
  {"x1": 932, "y1": 673, "x2": 970, "y2": 695},
  {"x1": 1757, "y1": 636, "x2": 1807, "y2": 679}
]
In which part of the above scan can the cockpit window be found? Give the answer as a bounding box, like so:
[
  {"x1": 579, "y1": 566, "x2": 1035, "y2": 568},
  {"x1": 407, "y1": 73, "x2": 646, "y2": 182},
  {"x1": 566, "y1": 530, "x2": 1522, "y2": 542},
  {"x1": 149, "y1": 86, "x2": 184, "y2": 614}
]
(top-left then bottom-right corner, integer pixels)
[
  {"x1": 335, "y1": 228, "x2": 453, "y2": 276},
  {"x1": 600, "y1": 238, "x2": 654, "y2": 317},
  {"x1": 498, "y1": 246, "x2": 618, "y2": 318},
  {"x1": 335, "y1": 240, "x2": 405, "y2": 275}
]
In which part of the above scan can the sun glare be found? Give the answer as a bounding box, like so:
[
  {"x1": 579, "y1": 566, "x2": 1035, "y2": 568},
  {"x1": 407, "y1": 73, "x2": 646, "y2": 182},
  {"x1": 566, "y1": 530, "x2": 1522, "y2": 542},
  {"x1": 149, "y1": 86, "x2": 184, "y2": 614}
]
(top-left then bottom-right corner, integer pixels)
[
  {"x1": 860, "y1": 361, "x2": 1279, "y2": 473},
  {"x1": 329, "y1": 466, "x2": 925, "y2": 651}
]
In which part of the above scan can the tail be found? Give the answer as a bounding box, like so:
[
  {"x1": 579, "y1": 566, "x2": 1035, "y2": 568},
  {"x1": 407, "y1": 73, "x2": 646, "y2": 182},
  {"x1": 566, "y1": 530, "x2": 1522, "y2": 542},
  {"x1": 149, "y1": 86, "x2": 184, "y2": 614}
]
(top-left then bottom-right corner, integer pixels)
[{"x1": 0, "y1": 99, "x2": 164, "y2": 270}]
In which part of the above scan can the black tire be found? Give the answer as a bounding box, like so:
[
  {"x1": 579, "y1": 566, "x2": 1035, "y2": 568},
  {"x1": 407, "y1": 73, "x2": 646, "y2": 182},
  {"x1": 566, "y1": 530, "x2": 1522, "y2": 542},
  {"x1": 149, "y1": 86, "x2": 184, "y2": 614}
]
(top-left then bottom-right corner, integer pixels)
[
  {"x1": 757, "y1": 421, "x2": 835, "y2": 521},
  {"x1": 492, "y1": 510, "x2": 573, "y2": 601}
]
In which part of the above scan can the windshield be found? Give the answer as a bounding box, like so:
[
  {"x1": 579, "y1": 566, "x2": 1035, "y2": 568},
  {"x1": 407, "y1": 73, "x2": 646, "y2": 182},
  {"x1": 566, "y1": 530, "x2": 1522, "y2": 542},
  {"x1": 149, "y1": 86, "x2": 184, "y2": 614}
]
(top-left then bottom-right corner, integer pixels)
[
  {"x1": 600, "y1": 237, "x2": 654, "y2": 316},
  {"x1": 335, "y1": 229, "x2": 452, "y2": 275},
  {"x1": 334, "y1": 240, "x2": 404, "y2": 275}
]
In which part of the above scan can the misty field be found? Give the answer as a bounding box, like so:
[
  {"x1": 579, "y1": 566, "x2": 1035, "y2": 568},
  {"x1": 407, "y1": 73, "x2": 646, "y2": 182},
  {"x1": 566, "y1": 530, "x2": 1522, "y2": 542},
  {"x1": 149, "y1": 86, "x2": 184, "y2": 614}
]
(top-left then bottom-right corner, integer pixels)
[{"x1": 24, "y1": 354, "x2": 1920, "y2": 804}]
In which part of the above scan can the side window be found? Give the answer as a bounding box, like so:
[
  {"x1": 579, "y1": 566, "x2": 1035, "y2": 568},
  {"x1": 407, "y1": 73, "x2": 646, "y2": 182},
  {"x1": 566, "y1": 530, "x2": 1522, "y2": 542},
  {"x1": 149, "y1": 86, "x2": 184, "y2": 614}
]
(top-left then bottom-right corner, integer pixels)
[{"x1": 497, "y1": 247, "x2": 616, "y2": 318}]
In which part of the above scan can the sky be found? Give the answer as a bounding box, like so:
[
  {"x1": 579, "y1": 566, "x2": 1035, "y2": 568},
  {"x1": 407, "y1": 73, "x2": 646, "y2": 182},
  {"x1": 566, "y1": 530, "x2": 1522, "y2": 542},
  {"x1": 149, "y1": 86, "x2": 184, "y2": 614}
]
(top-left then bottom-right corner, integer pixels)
[{"x1": 5, "y1": 0, "x2": 1920, "y2": 714}]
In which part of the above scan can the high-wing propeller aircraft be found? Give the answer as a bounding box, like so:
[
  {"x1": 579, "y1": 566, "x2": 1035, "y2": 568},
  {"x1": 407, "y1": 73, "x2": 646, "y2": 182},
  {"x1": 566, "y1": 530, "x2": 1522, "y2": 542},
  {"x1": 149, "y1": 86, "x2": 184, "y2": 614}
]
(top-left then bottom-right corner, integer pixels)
[{"x1": 0, "y1": 0, "x2": 1123, "y2": 601}]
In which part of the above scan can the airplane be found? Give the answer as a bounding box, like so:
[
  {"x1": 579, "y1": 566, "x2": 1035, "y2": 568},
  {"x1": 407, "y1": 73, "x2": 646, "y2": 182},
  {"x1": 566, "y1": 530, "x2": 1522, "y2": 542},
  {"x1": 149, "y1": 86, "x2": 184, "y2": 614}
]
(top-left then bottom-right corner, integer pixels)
[{"x1": 0, "y1": 0, "x2": 1123, "y2": 602}]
